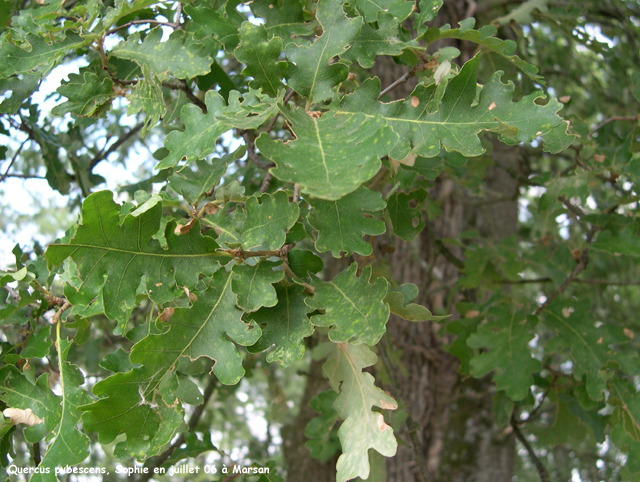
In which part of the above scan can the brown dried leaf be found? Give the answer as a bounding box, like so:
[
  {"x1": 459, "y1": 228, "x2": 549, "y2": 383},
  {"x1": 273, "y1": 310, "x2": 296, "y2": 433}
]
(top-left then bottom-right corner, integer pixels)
[{"x1": 3, "y1": 408, "x2": 44, "y2": 426}]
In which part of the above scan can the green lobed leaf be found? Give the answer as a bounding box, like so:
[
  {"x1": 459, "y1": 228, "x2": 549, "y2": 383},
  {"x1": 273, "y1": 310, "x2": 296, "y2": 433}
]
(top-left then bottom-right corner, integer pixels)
[
  {"x1": 203, "y1": 207, "x2": 245, "y2": 247},
  {"x1": 235, "y1": 22, "x2": 288, "y2": 97},
  {"x1": 159, "y1": 90, "x2": 231, "y2": 169},
  {"x1": 341, "y1": 12, "x2": 417, "y2": 69},
  {"x1": 542, "y1": 299, "x2": 615, "y2": 400},
  {"x1": 103, "y1": 0, "x2": 157, "y2": 29},
  {"x1": 256, "y1": 109, "x2": 398, "y2": 200},
  {"x1": 592, "y1": 224, "x2": 640, "y2": 257},
  {"x1": 384, "y1": 283, "x2": 446, "y2": 322},
  {"x1": 110, "y1": 28, "x2": 212, "y2": 80},
  {"x1": 132, "y1": 270, "x2": 260, "y2": 386},
  {"x1": 184, "y1": 3, "x2": 243, "y2": 53},
  {"x1": 323, "y1": 342, "x2": 398, "y2": 482},
  {"x1": 422, "y1": 22, "x2": 543, "y2": 82},
  {"x1": 288, "y1": 249, "x2": 324, "y2": 278},
  {"x1": 0, "y1": 369, "x2": 60, "y2": 442},
  {"x1": 492, "y1": 0, "x2": 549, "y2": 26},
  {"x1": 308, "y1": 186, "x2": 386, "y2": 257},
  {"x1": 466, "y1": 306, "x2": 542, "y2": 401},
  {"x1": 20, "y1": 325, "x2": 51, "y2": 359},
  {"x1": 415, "y1": 0, "x2": 444, "y2": 35},
  {"x1": 216, "y1": 89, "x2": 281, "y2": 129},
  {"x1": 354, "y1": 0, "x2": 415, "y2": 23},
  {"x1": 161, "y1": 90, "x2": 276, "y2": 170},
  {"x1": 337, "y1": 55, "x2": 570, "y2": 160},
  {"x1": 168, "y1": 151, "x2": 238, "y2": 204},
  {"x1": 609, "y1": 380, "x2": 640, "y2": 443},
  {"x1": 0, "y1": 72, "x2": 41, "y2": 114},
  {"x1": 232, "y1": 260, "x2": 284, "y2": 312},
  {"x1": 0, "y1": 32, "x2": 85, "y2": 79},
  {"x1": 99, "y1": 348, "x2": 135, "y2": 373},
  {"x1": 46, "y1": 191, "x2": 222, "y2": 331},
  {"x1": 240, "y1": 191, "x2": 299, "y2": 250},
  {"x1": 285, "y1": 0, "x2": 363, "y2": 103},
  {"x1": 247, "y1": 284, "x2": 314, "y2": 366},
  {"x1": 81, "y1": 270, "x2": 260, "y2": 456},
  {"x1": 30, "y1": 323, "x2": 92, "y2": 481},
  {"x1": 51, "y1": 71, "x2": 115, "y2": 117},
  {"x1": 305, "y1": 390, "x2": 341, "y2": 462},
  {"x1": 250, "y1": 0, "x2": 315, "y2": 39},
  {"x1": 307, "y1": 263, "x2": 390, "y2": 345},
  {"x1": 386, "y1": 188, "x2": 427, "y2": 241},
  {"x1": 126, "y1": 67, "x2": 164, "y2": 134}
]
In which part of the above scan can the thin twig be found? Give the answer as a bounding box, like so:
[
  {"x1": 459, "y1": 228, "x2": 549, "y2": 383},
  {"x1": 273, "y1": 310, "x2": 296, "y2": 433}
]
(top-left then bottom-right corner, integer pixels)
[
  {"x1": 89, "y1": 122, "x2": 144, "y2": 170},
  {"x1": 106, "y1": 19, "x2": 178, "y2": 35},
  {"x1": 293, "y1": 183, "x2": 300, "y2": 202},
  {"x1": 559, "y1": 195, "x2": 587, "y2": 230},
  {"x1": 111, "y1": 76, "x2": 206, "y2": 112},
  {"x1": 51, "y1": 302, "x2": 71, "y2": 324},
  {"x1": 379, "y1": 71, "x2": 413, "y2": 99},
  {"x1": 240, "y1": 130, "x2": 275, "y2": 170},
  {"x1": 519, "y1": 379, "x2": 556, "y2": 424},
  {"x1": 576, "y1": 278, "x2": 640, "y2": 285},
  {"x1": 0, "y1": 173, "x2": 46, "y2": 179},
  {"x1": 511, "y1": 418, "x2": 550, "y2": 482},
  {"x1": 589, "y1": 114, "x2": 639, "y2": 137},
  {"x1": 498, "y1": 277, "x2": 640, "y2": 286},
  {"x1": 174, "y1": 2, "x2": 182, "y2": 27},
  {"x1": 170, "y1": 80, "x2": 206, "y2": 112},
  {"x1": 424, "y1": 223, "x2": 465, "y2": 270},
  {"x1": 135, "y1": 374, "x2": 219, "y2": 482},
  {"x1": 534, "y1": 202, "x2": 618, "y2": 315},
  {"x1": 378, "y1": 55, "x2": 436, "y2": 99},
  {"x1": 45, "y1": 293, "x2": 66, "y2": 306},
  {"x1": 0, "y1": 140, "x2": 27, "y2": 183},
  {"x1": 259, "y1": 171, "x2": 272, "y2": 193},
  {"x1": 264, "y1": 88, "x2": 296, "y2": 132},
  {"x1": 534, "y1": 248, "x2": 588, "y2": 316}
]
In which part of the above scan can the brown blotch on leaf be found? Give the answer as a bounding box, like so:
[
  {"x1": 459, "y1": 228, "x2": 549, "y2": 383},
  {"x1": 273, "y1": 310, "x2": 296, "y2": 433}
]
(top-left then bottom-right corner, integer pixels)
[{"x1": 159, "y1": 307, "x2": 175, "y2": 322}]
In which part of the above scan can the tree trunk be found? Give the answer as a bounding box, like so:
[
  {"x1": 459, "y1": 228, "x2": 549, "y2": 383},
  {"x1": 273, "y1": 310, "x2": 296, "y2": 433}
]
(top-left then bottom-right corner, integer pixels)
[{"x1": 283, "y1": 2, "x2": 522, "y2": 481}]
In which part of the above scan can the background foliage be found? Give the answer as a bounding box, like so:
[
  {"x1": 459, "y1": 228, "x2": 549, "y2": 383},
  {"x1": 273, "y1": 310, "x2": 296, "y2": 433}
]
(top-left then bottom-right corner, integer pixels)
[{"x1": 1, "y1": 0, "x2": 640, "y2": 481}]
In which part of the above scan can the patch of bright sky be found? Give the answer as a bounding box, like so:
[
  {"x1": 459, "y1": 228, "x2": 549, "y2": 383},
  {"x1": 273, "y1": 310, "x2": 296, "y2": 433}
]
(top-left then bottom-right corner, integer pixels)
[{"x1": 0, "y1": 59, "x2": 155, "y2": 268}]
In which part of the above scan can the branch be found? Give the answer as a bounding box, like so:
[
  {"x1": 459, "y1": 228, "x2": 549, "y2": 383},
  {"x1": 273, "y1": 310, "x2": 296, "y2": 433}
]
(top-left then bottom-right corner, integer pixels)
[
  {"x1": 519, "y1": 379, "x2": 556, "y2": 424},
  {"x1": 497, "y1": 276, "x2": 640, "y2": 286},
  {"x1": 0, "y1": 140, "x2": 27, "y2": 183},
  {"x1": 264, "y1": 88, "x2": 296, "y2": 132},
  {"x1": 589, "y1": 114, "x2": 639, "y2": 137},
  {"x1": 106, "y1": 19, "x2": 178, "y2": 36},
  {"x1": 240, "y1": 130, "x2": 275, "y2": 170},
  {"x1": 534, "y1": 246, "x2": 588, "y2": 316},
  {"x1": 0, "y1": 173, "x2": 46, "y2": 179},
  {"x1": 259, "y1": 171, "x2": 272, "y2": 193},
  {"x1": 510, "y1": 417, "x2": 550, "y2": 482},
  {"x1": 559, "y1": 195, "x2": 587, "y2": 230},
  {"x1": 424, "y1": 223, "x2": 465, "y2": 270},
  {"x1": 135, "y1": 374, "x2": 219, "y2": 482},
  {"x1": 378, "y1": 55, "x2": 436, "y2": 99},
  {"x1": 51, "y1": 302, "x2": 71, "y2": 324},
  {"x1": 89, "y1": 122, "x2": 144, "y2": 171},
  {"x1": 163, "y1": 80, "x2": 206, "y2": 112},
  {"x1": 110, "y1": 75, "x2": 207, "y2": 112}
]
